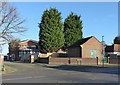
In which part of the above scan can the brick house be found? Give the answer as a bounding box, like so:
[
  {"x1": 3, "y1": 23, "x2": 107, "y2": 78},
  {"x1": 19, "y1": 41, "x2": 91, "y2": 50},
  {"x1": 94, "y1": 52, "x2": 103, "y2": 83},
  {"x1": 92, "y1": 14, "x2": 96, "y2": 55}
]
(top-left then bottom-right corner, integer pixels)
[
  {"x1": 105, "y1": 36, "x2": 120, "y2": 64},
  {"x1": 19, "y1": 40, "x2": 39, "y2": 62},
  {"x1": 105, "y1": 36, "x2": 120, "y2": 56},
  {"x1": 105, "y1": 44, "x2": 120, "y2": 55},
  {"x1": 68, "y1": 36, "x2": 104, "y2": 63},
  {"x1": 9, "y1": 39, "x2": 39, "y2": 61}
]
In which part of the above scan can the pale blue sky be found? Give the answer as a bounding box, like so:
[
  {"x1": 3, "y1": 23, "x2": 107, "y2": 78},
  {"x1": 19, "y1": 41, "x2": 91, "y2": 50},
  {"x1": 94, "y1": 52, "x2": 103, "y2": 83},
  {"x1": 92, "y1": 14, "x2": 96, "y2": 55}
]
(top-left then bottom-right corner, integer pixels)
[{"x1": 2, "y1": 2, "x2": 118, "y2": 54}]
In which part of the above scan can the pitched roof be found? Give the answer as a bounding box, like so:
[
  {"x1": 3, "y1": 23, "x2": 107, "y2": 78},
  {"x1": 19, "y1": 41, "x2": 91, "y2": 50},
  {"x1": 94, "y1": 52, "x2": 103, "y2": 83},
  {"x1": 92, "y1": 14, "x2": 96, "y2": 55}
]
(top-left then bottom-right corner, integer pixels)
[
  {"x1": 68, "y1": 36, "x2": 93, "y2": 48},
  {"x1": 20, "y1": 39, "x2": 38, "y2": 43},
  {"x1": 105, "y1": 45, "x2": 114, "y2": 52}
]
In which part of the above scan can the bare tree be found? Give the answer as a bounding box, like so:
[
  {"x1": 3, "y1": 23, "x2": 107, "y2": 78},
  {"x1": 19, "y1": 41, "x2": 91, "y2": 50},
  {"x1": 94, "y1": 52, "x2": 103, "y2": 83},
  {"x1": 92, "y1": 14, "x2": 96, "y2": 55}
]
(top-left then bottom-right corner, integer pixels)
[
  {"x1": 8, "y1": 39, "x2": 20, "y2": 60},
  {"x1": 0, "y1": 2, "x2": 26, "y2": 45}
]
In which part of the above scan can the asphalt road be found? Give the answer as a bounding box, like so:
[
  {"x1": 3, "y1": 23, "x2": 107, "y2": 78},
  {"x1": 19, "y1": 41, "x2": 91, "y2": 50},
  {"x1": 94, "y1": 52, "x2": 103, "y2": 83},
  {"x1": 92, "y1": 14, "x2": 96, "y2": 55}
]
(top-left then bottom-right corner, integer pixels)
[{"x1": 2, "y1": 62, "x2": 119, "y2": 83}]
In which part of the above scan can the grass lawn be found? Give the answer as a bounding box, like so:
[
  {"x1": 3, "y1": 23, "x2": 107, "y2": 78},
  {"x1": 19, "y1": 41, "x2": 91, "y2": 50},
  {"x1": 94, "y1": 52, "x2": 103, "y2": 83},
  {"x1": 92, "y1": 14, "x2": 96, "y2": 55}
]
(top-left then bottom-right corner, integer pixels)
[{"x1": 1, "y1": 64, "x2": 17, "y2": 74}]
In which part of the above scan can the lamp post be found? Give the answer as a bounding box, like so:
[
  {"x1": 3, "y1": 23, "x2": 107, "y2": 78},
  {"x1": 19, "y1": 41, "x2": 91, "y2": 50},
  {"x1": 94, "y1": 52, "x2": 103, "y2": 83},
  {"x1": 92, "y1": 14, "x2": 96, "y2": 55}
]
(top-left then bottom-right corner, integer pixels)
[{"x1": 102, "y1": 36, "x2": 105, "y2": 67}]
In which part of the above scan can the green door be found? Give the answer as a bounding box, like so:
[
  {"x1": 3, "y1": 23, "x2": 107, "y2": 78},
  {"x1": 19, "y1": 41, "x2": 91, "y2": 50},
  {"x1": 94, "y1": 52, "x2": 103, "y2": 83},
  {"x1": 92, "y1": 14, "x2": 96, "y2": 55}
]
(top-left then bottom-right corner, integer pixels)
[{"x1": 90, "y1": 50, "x2": 98, "y2": 58}]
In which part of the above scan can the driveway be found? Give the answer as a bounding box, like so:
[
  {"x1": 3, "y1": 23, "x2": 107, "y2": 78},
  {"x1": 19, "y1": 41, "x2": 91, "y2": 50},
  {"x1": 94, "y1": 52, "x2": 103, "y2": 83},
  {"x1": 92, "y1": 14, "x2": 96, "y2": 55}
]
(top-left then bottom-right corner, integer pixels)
[{"x1": 2, "y1": 62, "x2": 119, "y2": 83}]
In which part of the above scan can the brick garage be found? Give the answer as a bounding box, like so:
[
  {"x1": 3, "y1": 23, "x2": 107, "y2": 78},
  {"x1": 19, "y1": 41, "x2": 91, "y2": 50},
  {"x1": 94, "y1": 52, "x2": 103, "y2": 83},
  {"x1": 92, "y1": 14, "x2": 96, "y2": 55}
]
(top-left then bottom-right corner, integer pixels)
[{"x1": 68, "y1": 36, "x2": 103, "y2": 63}]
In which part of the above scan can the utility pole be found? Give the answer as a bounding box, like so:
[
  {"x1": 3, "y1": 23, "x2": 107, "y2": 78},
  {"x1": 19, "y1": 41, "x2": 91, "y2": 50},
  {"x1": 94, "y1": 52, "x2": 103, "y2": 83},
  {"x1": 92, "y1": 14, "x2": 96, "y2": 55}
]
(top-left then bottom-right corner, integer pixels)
[
  {"x1": 0, "y1": 44, "x2": 5, "y2": 71},
  {"x1": 102, "y1": 36, "x2": 105, "y2": 67}
]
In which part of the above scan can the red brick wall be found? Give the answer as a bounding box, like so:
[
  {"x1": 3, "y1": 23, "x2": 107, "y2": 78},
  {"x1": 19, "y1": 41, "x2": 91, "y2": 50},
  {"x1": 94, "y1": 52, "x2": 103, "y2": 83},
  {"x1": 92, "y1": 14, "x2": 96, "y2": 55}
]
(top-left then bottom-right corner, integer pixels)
[
  {"x1": 109, "y1": 58, "x2": 120, "y2": 64},
  {"x1": 49, "y1": 58, "x2": 68, "y2": 64},
  {"x1": 81, "y1": 58, "x2": 97, "y2": 64},
  {"x1": 49, "y1": 57, "x2": 97, "y2": 65},
  {"x1": 114, "y1": 44, "x2": 120, "y2": 52}
]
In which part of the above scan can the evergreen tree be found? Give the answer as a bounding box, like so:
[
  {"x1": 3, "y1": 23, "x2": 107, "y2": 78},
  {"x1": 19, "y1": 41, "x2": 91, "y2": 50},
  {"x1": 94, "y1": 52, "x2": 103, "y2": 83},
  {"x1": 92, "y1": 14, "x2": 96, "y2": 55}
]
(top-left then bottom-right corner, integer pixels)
[
  {"x1": 39, "y1": 8, "x2": 64, "y2": 53},
  {"x1": 64, "y1": 12, "x2": 83, "y2": 50}
]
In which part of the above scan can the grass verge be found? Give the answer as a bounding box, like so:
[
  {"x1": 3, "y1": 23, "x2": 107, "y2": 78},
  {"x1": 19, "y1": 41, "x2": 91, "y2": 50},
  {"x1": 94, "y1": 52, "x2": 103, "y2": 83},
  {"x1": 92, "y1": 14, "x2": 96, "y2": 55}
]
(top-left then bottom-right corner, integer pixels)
[{"x1": 1, "y1": 64, "x2": 17, "y2": 74}]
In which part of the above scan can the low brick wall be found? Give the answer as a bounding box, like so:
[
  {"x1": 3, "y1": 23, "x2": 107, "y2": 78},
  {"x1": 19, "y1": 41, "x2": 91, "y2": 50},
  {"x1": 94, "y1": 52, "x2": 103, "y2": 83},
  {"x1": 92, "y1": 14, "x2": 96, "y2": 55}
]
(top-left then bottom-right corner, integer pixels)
[
  {"x1": 49, "y1": 57, "x2": 97, "y2": 65},
  {"x1": 70, "y1": 58, "x2": 80, "y2": 64},
  {"x1": 109, "y1": 57, "x2": 120, "y2": 64},
  {"x1": 49, "y1": 58, "x2": 68, "y2": 64},
  {"x1": 81, "y1": 58, "x2": 97, "y2": 64}
]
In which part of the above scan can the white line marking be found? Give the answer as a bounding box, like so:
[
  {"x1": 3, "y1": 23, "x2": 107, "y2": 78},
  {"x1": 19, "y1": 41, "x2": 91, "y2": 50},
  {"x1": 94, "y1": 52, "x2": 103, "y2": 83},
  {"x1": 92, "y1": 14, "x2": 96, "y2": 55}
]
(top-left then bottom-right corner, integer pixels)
[{"x1": 3, "y1": 76, "x2": 45, "y2": 81}]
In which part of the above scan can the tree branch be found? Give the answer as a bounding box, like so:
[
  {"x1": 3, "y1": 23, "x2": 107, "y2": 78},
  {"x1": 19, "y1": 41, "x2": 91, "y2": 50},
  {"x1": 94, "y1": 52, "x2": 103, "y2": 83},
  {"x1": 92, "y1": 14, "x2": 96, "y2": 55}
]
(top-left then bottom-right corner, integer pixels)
[{"x1": 0, "y1": 2, "x2": 26, "y2": 43}]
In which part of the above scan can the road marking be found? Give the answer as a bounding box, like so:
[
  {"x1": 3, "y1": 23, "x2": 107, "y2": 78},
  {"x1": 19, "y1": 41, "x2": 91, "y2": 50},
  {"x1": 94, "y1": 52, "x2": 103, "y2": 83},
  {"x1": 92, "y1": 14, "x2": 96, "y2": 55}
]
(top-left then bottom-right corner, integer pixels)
[{"x1": 3, "y1": 76, "x2": 45, "y2": 81}]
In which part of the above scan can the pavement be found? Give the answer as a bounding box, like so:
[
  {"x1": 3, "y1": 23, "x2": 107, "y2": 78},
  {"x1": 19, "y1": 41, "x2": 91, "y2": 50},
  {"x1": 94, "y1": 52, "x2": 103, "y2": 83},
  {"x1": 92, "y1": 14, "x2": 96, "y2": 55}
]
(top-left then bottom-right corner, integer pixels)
[{"x1": 2, "y1": 61, "x2": 119, "y2": 83}]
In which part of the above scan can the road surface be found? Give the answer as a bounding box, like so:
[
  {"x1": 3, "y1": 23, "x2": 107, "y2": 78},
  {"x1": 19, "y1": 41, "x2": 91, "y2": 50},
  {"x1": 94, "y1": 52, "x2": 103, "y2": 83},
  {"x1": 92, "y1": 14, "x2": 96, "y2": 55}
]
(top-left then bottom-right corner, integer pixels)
[{"x1": 2, "y1": 62, "x2": 119, "y2": 83}]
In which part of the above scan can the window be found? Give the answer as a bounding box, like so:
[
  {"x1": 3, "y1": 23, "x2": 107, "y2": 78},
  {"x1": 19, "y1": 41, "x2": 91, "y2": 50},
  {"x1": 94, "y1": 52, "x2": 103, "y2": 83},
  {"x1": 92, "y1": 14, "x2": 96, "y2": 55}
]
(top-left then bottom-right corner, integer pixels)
[{"x1": 90, "y1": 50, "x2": 98, "y2": 58}]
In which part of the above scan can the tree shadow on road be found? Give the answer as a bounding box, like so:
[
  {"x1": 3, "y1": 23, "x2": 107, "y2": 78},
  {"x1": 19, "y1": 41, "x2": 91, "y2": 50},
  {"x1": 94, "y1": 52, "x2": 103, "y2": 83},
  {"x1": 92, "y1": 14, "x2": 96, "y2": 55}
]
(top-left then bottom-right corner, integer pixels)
[{"x1": 43, "y1": 65, "x2": 119, "y2": 75}]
